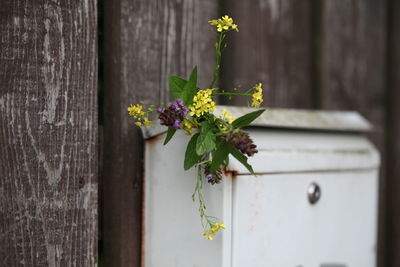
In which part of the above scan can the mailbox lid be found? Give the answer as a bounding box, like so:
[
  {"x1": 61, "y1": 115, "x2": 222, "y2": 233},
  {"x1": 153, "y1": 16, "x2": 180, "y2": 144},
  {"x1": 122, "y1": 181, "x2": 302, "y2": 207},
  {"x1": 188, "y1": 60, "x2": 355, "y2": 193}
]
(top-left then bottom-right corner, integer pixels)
[
  {"x1": 228, "y1": 128, "x2": 380, "y2": 175},
  {"x1": 142, "y1": 106, "x2": 379, "y2": 175},
  {"x1": 142, "y1": 106, "x2": 372, "y2": 140}
]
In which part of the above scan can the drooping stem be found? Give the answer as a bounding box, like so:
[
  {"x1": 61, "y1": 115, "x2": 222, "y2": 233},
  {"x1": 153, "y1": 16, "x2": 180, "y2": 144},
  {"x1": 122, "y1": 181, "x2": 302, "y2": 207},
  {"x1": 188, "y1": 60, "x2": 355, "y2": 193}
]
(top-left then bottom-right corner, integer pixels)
[
  {"x1": 209, "y1": 33, "x2": 225, "y2": 89},
  {"x1": 192, "y1": 164, "x2": 213, "y2": 228}
]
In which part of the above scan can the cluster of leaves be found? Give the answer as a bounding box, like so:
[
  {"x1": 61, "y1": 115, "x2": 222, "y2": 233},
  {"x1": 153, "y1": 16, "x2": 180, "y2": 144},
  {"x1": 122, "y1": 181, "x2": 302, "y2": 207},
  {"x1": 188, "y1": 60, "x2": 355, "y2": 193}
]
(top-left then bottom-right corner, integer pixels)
[{"x1": 165, "y1": 67, "x2": 264, "y2": 175}]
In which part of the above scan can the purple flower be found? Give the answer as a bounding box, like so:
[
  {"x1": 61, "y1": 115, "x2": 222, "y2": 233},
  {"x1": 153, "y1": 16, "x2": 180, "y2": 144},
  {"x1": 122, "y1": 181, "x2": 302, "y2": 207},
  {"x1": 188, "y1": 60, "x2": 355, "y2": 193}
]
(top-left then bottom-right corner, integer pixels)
[
  {"x1": 157, "y1": 99, "x2": 189, "y2": 128},
  {"x1": 176, "y1": 98, "x2": 184, "y2": 106},
  {"x1": 173, "y1": 120, "x2": 180, "y2": 129},
  {"x1": 204, "y1": 165, "x2": 223, "y2": 185},
  {"x1": 220, "y1": 130, "x2": 258, "y2": 157}
]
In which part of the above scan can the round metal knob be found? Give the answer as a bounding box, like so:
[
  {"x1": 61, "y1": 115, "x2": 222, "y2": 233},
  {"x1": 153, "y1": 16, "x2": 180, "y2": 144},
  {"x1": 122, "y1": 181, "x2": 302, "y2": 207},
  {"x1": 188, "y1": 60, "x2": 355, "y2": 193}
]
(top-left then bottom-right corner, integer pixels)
[{"x1": 307, "y1": 182, "x2": 321, "y2": 204}]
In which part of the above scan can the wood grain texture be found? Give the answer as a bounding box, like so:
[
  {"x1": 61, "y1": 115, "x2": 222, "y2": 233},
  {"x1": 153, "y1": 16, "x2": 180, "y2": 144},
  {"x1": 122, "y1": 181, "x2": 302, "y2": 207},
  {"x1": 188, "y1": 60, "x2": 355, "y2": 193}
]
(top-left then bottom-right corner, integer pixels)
[
  {"x1": 102, "y1": 1, "x2": 217, "y2": 266},
  {"x1": 320, "y1": 0, "x2": 386, "y2": 151},
  {"x1": 386, "y1": 0, "x2": 400, "y2": 265},
  {"x1": 0, "y1": 1, "x2": 97, "y2": 266},
  {"x1": 220, "y1": 0, "x2": 313, "y2": 108},
  {"x1": 318, "y1": 1, "x2": 387, "y2": 265}
]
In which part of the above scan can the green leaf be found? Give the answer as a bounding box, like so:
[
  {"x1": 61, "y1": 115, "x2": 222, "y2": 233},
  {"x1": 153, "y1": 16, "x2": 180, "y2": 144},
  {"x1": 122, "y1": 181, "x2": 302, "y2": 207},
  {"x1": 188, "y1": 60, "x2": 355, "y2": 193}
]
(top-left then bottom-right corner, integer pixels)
[
  {"x1": 210, "y1": 141, "x2": 230, "y2": 173},
  {"x1": 181, "y1": 67, "x2": 198, "y2": 106},
  {"x1": 232, "y1": 109, "x2": 266, "y2": 129},
  {"x1": 184, "y1": 133, "x2": 201, "y2": 170},
  {"x1": 163, "y1": 127, "x2": 176, "y2": 145},
  {"x1": 228, "y1": 144, "x2": 254, "y2": 174},
  {"x1": 168, "y1": 76, "x2": 187, "y2": 99},
  {"x1": 222, "y1": 156, "x2": 229, "y2": 166},
  {"x1": 196, "y1": 121, "x2": 216, "y2": 156}
]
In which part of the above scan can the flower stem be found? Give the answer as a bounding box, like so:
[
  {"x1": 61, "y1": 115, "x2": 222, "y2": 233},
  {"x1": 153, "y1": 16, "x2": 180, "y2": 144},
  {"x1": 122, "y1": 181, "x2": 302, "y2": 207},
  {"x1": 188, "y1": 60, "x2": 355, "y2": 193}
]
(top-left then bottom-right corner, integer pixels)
[
  {"x1": 213, "y1": 92, "x2": 252, "y2": 96},
  {"x1": 194, "y1": 160, "x2": 211, "y2": 166},
  {"x1": 192, "y1": 165, "x2": 213, "y2": 228},
  {"x1": 209, "y1": 33, "x2": 225, "y2": 89}
]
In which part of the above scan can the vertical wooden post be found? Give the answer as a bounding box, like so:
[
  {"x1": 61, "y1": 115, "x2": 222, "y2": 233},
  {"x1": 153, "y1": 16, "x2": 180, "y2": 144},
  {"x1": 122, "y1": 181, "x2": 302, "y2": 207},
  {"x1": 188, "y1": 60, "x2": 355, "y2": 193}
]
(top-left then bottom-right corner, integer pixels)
[
  {"x1": 319, "y1": 0, "x2": 387, "y2": 152},
  {"x1": 317, "y1": 1, "x2": 387, "y2": 265},
  {"x1": 0, "y1": 1, "x2": 97, "y2": 266},
  {"x1": 220, "y1": 0, "x2": 314, "y2": 108},
  {"x1": 386, "y1": 0, "x2": 400, "y2": 265},
  {"x1": 102, "y1": 1, "x2": 217, "y2": 266}
]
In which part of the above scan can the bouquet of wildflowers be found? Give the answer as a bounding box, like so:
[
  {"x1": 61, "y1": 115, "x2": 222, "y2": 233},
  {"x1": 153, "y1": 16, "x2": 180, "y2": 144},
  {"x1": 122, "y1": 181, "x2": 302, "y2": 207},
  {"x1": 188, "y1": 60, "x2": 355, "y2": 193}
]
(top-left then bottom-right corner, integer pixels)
[{"x1": 128, "y1": 16, "x2": 265, "y2": 240}]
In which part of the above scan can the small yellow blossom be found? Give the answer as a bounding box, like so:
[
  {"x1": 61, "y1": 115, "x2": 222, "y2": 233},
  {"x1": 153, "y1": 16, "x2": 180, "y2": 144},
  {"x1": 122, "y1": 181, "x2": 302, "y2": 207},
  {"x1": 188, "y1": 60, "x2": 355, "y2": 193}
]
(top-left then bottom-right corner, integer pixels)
[
  {"x1": 128, "y1": 104, "x2": 152, "y2": 127},
  {"x1": 211, "y1": 222, "x2": 225, "y2": 233},
  {"x1": 251, "y1": 83, "x2": 263, "y2": 108},
  {"x1": 217, "y1": 122, "x2": 228, "y2": 131},
  {"x1": 221, "y1": 109, "x2": 235, "y2": 124},
  {"x1": 181, "y1": 120, "x2": 194, "y2": 136},
  {"x1": 189, "y1": 89, "x2": 217, "y2": 117},
  {"x1": 128, "y1": 104, "x2": 145, "y2": 119},
  {"x1": 202, "y1": 222, "x2": 225, "y2": 240},
  {"x1": 143, "y1": 117, "x2": 152, "y2": 127},
  {"x1": 208, "y1": 15, "x2": 239, "y2": 33}
]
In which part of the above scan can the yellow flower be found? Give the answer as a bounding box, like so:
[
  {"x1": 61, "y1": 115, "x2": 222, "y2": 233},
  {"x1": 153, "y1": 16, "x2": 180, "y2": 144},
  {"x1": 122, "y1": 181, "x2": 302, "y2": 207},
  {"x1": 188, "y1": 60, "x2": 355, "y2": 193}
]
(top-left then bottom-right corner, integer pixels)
[
  {"x1": 221, "y1": 109, "x2": 235, "y2": 124},
  {"x1": 128, "y1": 104, "x2": 145, "y2": 119},
  {"x1": 208, "y1": 19, "x2": 218, "y2": 26},
  {"x1": 202, "y1": 222, "x2": 225, "y2": 240},
  {"x1": 128, "y1": 104, "x2": 152, "y2": 127},
  {"x1": 216, "y1": 222, "x2": 225, "y2": 229},
  {"x1": 211, "y1": 222, "x2": 225, "y2": 232},
  {"x1": 208, "y1": 15, "x2": 239, "y2": 32},
  {"x1": 202, "y1": 230, "x2": 214, "y2": 240},
  {"x1": 181, "y1": 120, "x2": 194, "y2": 136},
  {"x1": 251, "y1": 83, "x2": 263, "y2": 108},
  {"x1": 217, "y1": 122, "x2": 228, "y2": 131},
  {"x1": 189, "y1": 89, "x2": 217, "y2": 117},
  {"x1": 143, "y1": 117, "x2": 152, "y2": 127}
]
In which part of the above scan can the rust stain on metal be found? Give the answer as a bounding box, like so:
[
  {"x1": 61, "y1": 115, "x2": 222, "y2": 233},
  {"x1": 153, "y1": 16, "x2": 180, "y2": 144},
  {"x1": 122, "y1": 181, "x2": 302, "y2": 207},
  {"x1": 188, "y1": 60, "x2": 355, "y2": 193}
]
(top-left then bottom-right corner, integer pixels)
[
  {"x1": 223, "y1": 166, "x2": 239, "y2": 178},
  {"x1": 146, "y1": 134, "x2": 164, "y2": 146}
]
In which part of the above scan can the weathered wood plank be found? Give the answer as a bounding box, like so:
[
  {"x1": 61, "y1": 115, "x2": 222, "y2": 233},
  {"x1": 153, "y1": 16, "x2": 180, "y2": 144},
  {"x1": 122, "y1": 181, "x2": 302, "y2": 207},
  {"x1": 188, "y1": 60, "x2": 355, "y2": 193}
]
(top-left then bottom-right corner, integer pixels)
[
  {"x1": 318, "y1": 1, "x2": 387, "y2": 265},
  {"x1": 220, "y1": 0, "x2": 313, "y2": 108},
  {"x1": 386, "y1": 0, "x2": 400, "y2": 265},
  {"x1": 320, "y1": 0, "x2": 387, "y2": 151},
  {"x1": 102, "y1": 1, "x2": 217, "y2": 266},
  {"x1": 0, "y1": 1, "x2": 97, "y2": 266}
]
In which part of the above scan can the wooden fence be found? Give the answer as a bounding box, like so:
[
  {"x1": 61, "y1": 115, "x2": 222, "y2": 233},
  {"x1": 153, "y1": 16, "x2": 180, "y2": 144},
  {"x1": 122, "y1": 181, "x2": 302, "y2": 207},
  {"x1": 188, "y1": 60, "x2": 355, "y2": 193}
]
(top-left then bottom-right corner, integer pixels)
[{"x1": 0, "y1": 0, "x2": 399, "y2": 266}]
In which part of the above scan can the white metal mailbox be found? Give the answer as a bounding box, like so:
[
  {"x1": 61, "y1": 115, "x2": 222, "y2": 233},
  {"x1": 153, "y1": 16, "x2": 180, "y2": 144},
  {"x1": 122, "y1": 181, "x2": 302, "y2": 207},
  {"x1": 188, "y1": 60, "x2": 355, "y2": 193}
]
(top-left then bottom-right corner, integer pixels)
[{"x1": 142, "y1": 106, "x2": 380, "y2": 267}]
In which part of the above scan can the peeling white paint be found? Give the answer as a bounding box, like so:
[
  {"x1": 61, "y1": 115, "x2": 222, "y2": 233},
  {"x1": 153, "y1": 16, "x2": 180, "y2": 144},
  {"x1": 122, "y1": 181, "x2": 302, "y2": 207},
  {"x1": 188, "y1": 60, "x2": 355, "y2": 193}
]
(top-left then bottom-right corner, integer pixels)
[
  {"x1": 69, "y1": 110, "x2": 74, "y2": 126},
  {"x1": 82, "y1": 183, "x2": 96, "y2": 209},
  {"x1": 26, "y1": 108, "x2": 65, "y2": 186},
  {"x1": 38, "y1": 152, "x2": 62, "y2": 186},
  {"x1": 41, "y1": 5, "x2": 65, "y2": 125}
]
